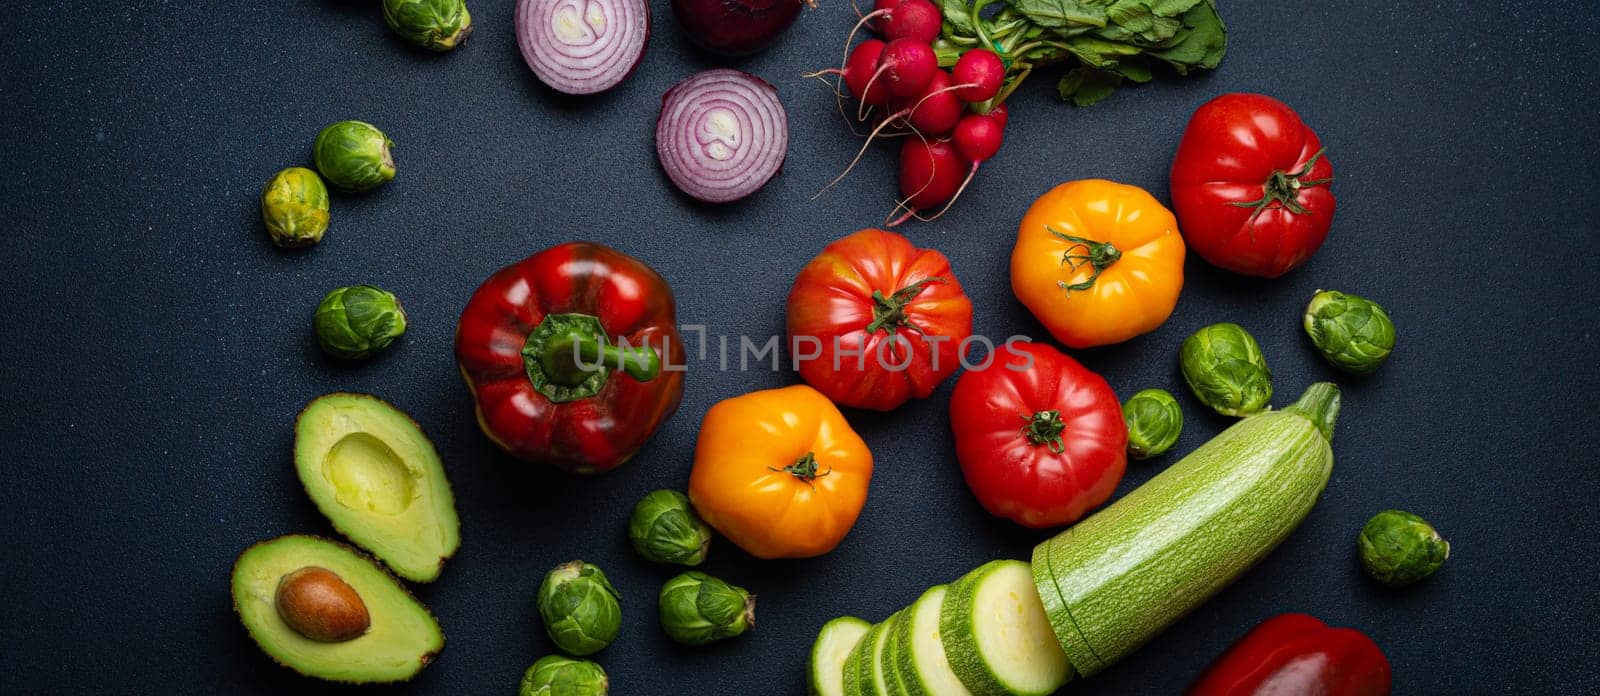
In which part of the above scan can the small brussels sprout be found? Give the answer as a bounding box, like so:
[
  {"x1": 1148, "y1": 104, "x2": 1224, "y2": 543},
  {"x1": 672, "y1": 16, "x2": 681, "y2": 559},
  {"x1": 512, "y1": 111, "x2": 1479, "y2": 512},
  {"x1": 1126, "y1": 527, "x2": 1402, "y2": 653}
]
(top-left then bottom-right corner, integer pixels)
[
  {"x1": 260, "y1": 167, "x2": 330, "y2": 248},
  {"x1": 383, "y1": 0, "x2": 473, "y2": 52},
  {"x1": 313, "y1": 285, "x2": 408, "y2": 360},
  {"x1": 538, "y1": 561, "x2": 622, "y2": 656},
  {"x1": 1359, "y1": 510, "x2": 1449, "y2": 587},
  {"x1": 519, "y1": 655, "x2": 608, "y2": 696},
  {"x1": 657, "y1": 571, "x2": 754, "y2": 646},
  {"x1": 1122, "y1": 389, "x2": 1182, "y2": 460},
  {"x1": 312, "y1": 121, "x2": 395, "y2": 193},
  {"x1": 1304, "y1": 290, "x2": 1396, "y2": 375},
  {"x1": 628, "y1": 490, "x2": 712, "y2": 566},
  {"x1": 1180, "y1": 323, "x2": 1273, "y2": 416}
]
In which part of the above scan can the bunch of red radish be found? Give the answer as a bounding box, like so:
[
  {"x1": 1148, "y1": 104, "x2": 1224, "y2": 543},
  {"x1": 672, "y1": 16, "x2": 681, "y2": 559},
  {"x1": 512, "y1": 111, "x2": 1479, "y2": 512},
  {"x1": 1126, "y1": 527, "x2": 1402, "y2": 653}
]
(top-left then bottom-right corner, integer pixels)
[{"x1": 811, "y1": 0, "x2": 1008, "y2": 225}]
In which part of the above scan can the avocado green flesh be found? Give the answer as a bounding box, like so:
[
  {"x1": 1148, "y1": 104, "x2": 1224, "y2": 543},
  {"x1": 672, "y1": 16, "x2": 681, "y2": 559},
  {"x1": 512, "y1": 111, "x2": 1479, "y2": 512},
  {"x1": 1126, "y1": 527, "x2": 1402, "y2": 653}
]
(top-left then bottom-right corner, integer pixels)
[
  {"x1": 1032, "y1": 409, "x2": 1333, "y2": 676},
  {"x1": 231, "y1": 535, "x2": 443, "y2": 683},
  {"x1": 295, "y1": 393, "x2": 460, "y2": 583}
]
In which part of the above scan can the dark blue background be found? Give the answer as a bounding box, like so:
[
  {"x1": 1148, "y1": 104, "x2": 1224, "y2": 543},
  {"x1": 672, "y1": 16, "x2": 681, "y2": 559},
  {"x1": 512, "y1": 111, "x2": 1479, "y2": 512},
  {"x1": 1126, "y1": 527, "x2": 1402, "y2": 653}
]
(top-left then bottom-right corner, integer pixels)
[{"x1": 2, "y1": 1, "x2": 1597, "y2": 693}]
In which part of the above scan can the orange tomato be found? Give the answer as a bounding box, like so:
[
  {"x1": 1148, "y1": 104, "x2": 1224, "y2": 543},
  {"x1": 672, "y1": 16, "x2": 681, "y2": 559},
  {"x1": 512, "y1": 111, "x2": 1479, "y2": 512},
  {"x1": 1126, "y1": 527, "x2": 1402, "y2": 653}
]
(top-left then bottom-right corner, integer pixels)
[
  {"x1": 1011, "y1": 179, "x2": 1186, "y2": 348},
  {"x1": 688, "y1": 385, "x2": 873, "y2": 559}
]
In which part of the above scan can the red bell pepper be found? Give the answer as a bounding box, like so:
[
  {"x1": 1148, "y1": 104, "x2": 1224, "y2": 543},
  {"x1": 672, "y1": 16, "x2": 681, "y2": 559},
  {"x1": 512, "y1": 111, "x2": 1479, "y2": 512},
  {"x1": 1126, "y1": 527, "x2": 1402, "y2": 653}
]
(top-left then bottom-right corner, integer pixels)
[
  {"x1": 947, "y1": 341, "x2": 1126, "y2": 528},
  {"x1": 1189, "y1": 613, "x2": 1392, "y2": 696},
  {"x1": 454, "y1": 242, "x2": 684, "y2": 474}
]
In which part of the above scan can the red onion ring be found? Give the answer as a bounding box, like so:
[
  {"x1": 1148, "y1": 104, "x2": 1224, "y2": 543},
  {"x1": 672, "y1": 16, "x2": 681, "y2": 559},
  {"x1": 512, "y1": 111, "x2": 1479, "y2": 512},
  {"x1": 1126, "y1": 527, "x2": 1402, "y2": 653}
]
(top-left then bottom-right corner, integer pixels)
[
  {"x1": 656, "y1": 69, "x2": 789, "y2": 203},
  {"x1": 515, "y1": 0, "x2": 649, "y2": 95}
]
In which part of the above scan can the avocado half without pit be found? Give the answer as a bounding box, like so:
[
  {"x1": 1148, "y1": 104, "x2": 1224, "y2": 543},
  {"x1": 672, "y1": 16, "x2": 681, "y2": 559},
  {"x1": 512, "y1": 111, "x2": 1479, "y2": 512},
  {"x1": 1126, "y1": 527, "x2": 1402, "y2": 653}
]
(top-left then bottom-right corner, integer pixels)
[
  {"x1": 232, "y1": 535, "x2": 443, "y2": 683},
  {"x1": 294, "y1": 393, "x2": 461, "y2": 583}
]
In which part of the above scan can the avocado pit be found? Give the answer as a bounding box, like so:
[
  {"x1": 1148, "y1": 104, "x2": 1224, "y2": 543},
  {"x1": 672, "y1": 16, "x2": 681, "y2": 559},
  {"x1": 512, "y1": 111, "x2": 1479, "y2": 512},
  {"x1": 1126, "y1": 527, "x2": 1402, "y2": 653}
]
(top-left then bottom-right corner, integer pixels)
[{"x1": 275, "y1": 566, "x2": 371, "y2": 643}]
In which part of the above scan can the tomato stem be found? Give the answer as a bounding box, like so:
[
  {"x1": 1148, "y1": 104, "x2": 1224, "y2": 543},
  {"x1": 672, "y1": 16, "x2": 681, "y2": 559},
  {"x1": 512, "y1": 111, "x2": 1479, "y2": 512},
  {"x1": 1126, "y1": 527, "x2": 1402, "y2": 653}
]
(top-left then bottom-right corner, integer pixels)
[
  {"x1": 1020, "y1": 410, "x2": 1067, "y2": 453},
  {"x1": 1048, "y1": 227, "x2": 1121, "y2": 295},
  {"x1": 866, "y1": 277, "x2": 946, "y2": 334},
  {"x1": 769, "y1": 452, "x2": 832, "y2": 486},
  {"x1": 1229, "y1": 147, "x2": 1334, "y2": 220}
]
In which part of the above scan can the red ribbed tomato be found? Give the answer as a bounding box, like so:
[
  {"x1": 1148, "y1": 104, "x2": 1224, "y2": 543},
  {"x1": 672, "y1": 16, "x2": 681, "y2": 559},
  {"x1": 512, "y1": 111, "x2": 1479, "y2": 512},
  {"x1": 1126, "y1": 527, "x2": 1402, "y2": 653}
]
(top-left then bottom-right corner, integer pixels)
[
  {"x1": 786, "y1": 229, "x2": 972, "y2": 411},
  {"x1": 948, "y1": 342, "x2": 1126, "y2": 528},
  {"x1": 1170, "y1": 93, "x2": 1335, "y2": 278}
]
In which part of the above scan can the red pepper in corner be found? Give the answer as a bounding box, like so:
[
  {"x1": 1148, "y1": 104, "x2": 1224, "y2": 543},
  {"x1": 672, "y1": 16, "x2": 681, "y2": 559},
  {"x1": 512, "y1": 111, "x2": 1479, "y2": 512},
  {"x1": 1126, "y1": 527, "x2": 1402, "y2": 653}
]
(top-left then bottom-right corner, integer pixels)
[{"x1": 1188, "y1": 613, "x2": 1392, "y2": 696}]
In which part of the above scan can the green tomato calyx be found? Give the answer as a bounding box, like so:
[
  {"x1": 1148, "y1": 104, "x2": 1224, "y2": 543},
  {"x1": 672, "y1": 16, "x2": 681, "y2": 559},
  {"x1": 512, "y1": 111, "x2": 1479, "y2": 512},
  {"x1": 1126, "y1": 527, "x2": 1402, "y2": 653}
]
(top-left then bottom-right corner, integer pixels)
[
  {"x1": 867, "y1": 277, "x2": 946, "y2": 335},
  {"x1": 523, "y1": 313, "x2": 661, "y2": 403},
  {"x1": 1049, "y1": 227, "x2": 1121, "y2": 295},
  {"x1": 1230, "y1": 147, "x2": 1333, "y2": 220},
  {"x1": 1021, "y1": 409, "x2": 1067, "y2": 453},
  {"x1": 769, "y1": 452, "x2": 831, "y2": 485}
]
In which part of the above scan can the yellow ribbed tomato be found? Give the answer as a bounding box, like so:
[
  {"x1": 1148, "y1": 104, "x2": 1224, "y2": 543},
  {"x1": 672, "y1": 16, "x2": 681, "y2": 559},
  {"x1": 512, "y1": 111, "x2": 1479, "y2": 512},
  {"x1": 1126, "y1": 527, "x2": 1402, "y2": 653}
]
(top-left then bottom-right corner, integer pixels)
[
  {"x1": 1011, "y1": 179, "x2": 1186, "y2": 348},
  {"x1": 688, "y1": 385, "x2": 873, "y2": 559}
]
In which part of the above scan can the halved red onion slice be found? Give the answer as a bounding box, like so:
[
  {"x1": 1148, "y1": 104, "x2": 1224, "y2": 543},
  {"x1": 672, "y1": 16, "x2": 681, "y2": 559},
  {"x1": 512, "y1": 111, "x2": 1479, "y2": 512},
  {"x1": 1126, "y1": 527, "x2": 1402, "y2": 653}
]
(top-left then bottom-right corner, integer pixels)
[
  {"x1": 656, "y1": 69, "x2": 790, "y2": 203},
  {"x1": 515, "y1": 0, "x2": 649, "y2": 95}
]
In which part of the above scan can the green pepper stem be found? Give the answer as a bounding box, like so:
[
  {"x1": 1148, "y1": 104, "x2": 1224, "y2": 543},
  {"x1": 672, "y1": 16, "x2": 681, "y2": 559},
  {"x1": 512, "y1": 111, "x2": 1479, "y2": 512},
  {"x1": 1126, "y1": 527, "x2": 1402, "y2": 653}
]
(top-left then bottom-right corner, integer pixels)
[
  {"x1": 544, "y1": 334, "x2": 661, "y2": 386},
  {"x1": 522, "y1": 313, "x2": 661, "y2": 403},
  {"x1": 1284, "y1": 382, "x2": 1341, "y2": 442},
  {"x1": 1021, "y1": 410, "x2": 1067, "y2": 453}
]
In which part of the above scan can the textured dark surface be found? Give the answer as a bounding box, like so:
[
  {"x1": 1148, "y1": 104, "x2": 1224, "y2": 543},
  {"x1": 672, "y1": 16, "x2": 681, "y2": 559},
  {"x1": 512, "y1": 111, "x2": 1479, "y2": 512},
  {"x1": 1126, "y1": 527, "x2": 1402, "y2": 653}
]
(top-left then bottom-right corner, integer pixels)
[{"x1": 2, "y1": 1, "x2": 1598, "y2": 694}]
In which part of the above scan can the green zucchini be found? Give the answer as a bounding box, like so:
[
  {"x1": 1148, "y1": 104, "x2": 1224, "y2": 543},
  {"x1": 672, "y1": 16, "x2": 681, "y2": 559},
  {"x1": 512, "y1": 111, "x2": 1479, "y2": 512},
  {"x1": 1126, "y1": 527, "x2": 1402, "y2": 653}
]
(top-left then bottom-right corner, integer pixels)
[
  {"x1": 867, "y1": 612, "x2": 898, "y2": 696},
  {"x1": 841, "y1": 620, "x2": 876, "y2": 696},
  {"x1": 940, "y1": 560, "x2": 1071, "y2": 696},
  {"x1": 893, "y1": 585, "x2": 972, "y2": 696},
  {"x1": 1032, "y1": 382, "x2": 1340, "y2": 677},
  {"x1": 810, "y1": 616, "x2": 870, "y2": 696},
  {"x1": 882, "y1": 611, "x2": 913, "y2": 696}
]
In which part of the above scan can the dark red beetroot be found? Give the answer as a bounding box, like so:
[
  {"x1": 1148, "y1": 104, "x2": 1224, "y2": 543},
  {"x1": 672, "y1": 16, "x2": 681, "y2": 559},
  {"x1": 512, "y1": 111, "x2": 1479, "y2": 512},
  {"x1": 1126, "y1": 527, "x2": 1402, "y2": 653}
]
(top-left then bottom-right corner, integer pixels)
[{"x1": 673, "y1": 0, "x2": 811, "y2": 56}]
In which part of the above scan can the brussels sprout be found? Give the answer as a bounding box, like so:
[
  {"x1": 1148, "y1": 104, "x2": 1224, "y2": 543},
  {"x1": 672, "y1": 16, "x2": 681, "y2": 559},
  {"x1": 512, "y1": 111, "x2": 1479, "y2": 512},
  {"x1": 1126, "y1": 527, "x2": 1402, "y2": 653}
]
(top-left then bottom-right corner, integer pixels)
[
  {"x1": 260, "y1": 167, "x2": 330, "y2": 248},
  {"x1": 383, "y1": 0, "x2": 473, "y2": 52},
  {"x1": 1122, "y1": 389, "x2": 1182, "y2": 460},
  {"x1": 628, "y1": 490, "x2": 712, "y2": 566},
  {"x1": 519, "y1": 655, "x2": 608, "y2": 696},
  {"x1": 1180, "y1": 323, "x2": 1272, "y2": 416},
  {"x1": 1359, "y1": 510, "x2": 1449, "y2": 587},
  {"x1": 657, "y1": 571, "x2": 754, "y2": 646},
  {"x1": 538, "y1": 561, "x2": 622, "y2": 656},
  {"x1": 1304, "y1": 290, "x2": 1396, "y2": 375},
  {"x1": 313, "y1": 285, "x2": 408, "y2": 360},
  {"x1": 313, "y1": 121, "x2": 395, "y2": 193}
]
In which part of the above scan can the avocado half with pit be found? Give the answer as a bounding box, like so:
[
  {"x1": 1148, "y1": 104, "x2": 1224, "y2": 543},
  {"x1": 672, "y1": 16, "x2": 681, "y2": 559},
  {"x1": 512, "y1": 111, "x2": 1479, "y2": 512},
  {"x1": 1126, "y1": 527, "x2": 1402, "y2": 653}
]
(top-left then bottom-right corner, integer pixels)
[
  {"x1": 295, "y1": 393, "x2": 460, "y2": 583},
  {"x1": 231, "y1": 535, "x2": 443, "y2": 683}
]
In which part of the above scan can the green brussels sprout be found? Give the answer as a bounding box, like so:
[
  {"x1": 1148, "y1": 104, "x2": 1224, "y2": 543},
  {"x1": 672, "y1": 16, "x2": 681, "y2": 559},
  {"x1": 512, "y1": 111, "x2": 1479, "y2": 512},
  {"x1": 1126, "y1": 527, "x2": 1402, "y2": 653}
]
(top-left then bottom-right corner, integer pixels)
[
  {"x1": 628, "y1": 490, "x2": 712, "y2": 566},
  {"x1": 313, "y1": 121, "x2": 395, "y2": 193},
  {"x1": 260, "y1": 167, "x2": 330, "y2": 248},
  {"x1": 657, "y1": 571, "x2": 754, "y2": 646},
  {"x1": 1122, "y1": 389, "x2": 1182, "y2": 460},
  {"x1": 519, "y1": 655, "x2": 608, "y2": 696},
  {"x1": 383, "y1": 0, "x2": 473, "y2": 52},
  {"x1": 1180, "y1": 322, "x2": 1273, "y2": 416},
  {"x1": 1304, "y1": 290, "x2": 1396, "y2": 375},
  {"x1": 313, "y1": 285, "x2": 408, "y2": 360},
  {"x1": 538, "y1": 561, "x2": 622, "y2": 656},
  {"x1": 1359, "y1": 510, "x2": 1449, "y2": 587}
]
